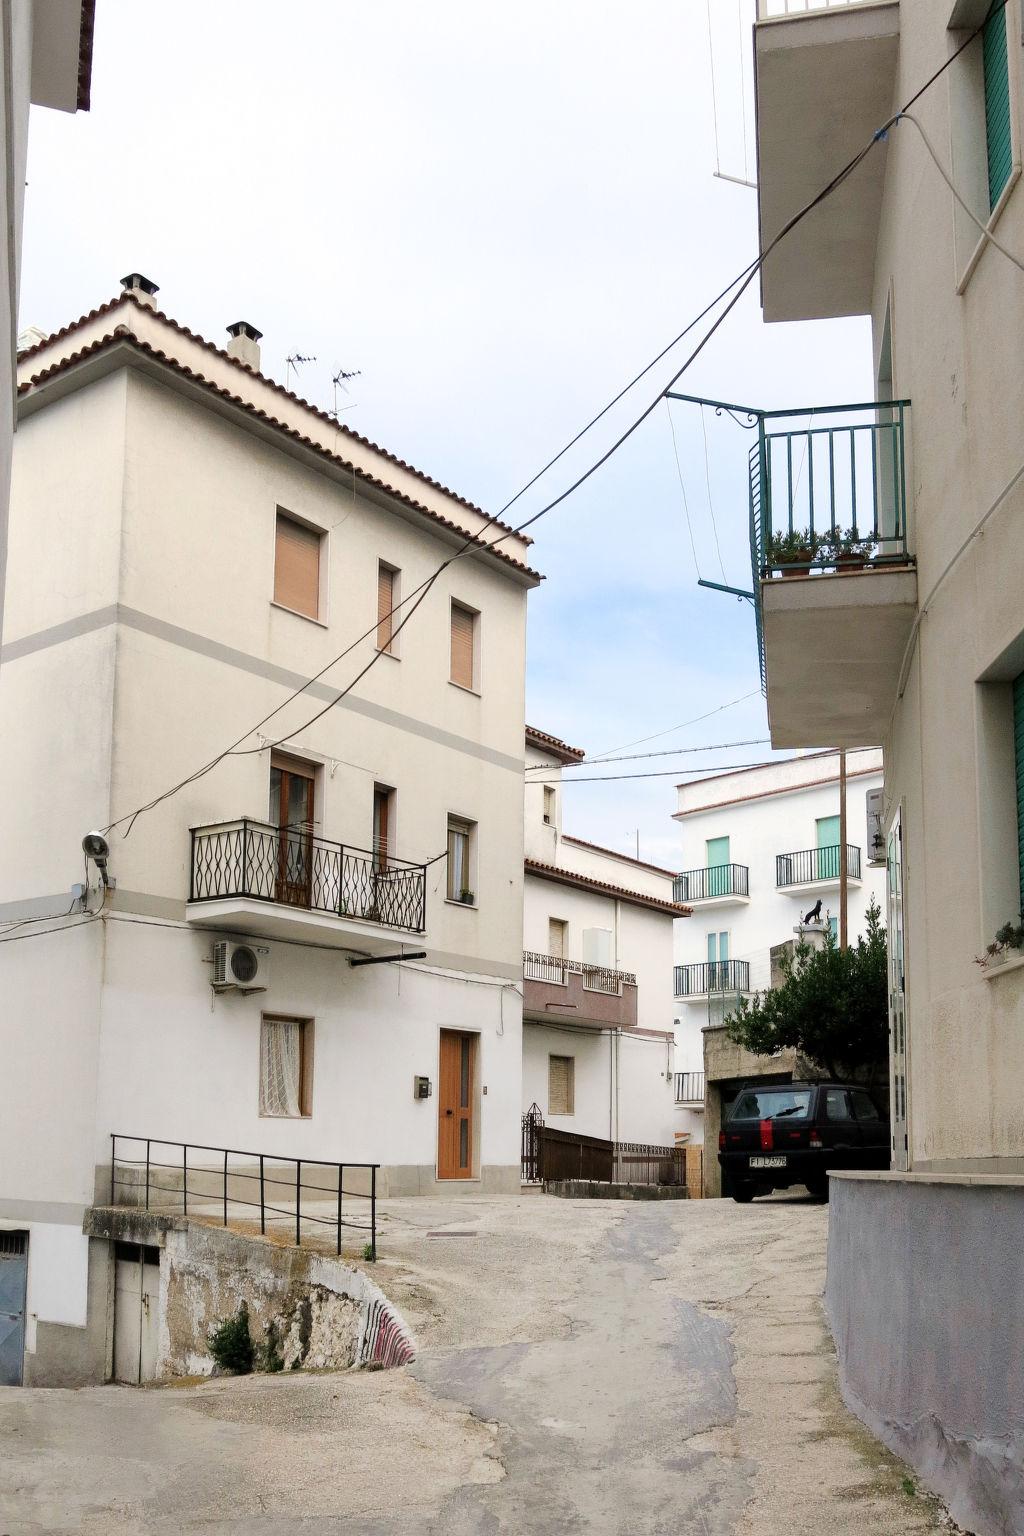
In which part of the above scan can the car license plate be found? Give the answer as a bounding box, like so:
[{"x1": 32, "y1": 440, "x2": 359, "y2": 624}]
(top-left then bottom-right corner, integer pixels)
[{"x1": 749, "y1": 1156, "x2": 787, "y2": 1169}]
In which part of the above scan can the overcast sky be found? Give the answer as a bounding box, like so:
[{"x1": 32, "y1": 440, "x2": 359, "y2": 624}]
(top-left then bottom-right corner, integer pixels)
[{"x1": 21, "y1": 0, "x2": 871, "y2": 868}]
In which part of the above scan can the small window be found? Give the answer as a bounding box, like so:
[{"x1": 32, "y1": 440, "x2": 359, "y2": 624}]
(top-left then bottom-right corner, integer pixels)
[
  {"x1": 543, "y1": 786, "x2": 556, "y2": 826},
  {"x1": 850, "y1": 1090, "x2": 881, "y2": 1124},
  {"x1": 822, "y1": 1089, "x2": 853, "y2": 1123},
  {"x1": 548, "y1": 917, "x2": 568, "y2": 960},
  {"x1": 447, "y1": 815, "x2": 476, "y2": 903},
  {"x1": 259, "y1": 1016, "x2": 314, "y2": 1117},
  {"x1": 983, "y1": 2, "x2": 1012, "y2": 210},
  {"x1": 377, "y1": 561, "x2": 399, "y2": 654},
  {"x1": 274, "y1": 511, "x2": 322, "y2": 620},
  {"x1": 548, "y1": 1054, "x2": 575, "y2": 1116},
  {"x1": 450, "y1": 602, "x2": 478, "y2": 690}
]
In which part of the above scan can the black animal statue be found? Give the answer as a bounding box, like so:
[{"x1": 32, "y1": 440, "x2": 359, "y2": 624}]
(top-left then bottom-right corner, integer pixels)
[{"x1": 803, "y1": 898, "x2": 823, "y2": 925}]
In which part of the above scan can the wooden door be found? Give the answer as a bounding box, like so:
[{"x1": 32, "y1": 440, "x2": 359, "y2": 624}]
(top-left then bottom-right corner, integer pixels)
[
  {"x1": 270, "y1": 755, "x2": 315, "y2": 907},
  {"x1": 437, "y1": 1030, "x2": 476, "y2": 1180}
]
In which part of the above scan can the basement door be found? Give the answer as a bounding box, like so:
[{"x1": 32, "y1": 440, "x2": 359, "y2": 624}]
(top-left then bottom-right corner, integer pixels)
[
  {"x1": 437, "y1": 1030, "x2": 477, "y2": 1180},
  {"x1": 113, "y1": 1242, "x2": 160, "y2": 1384},
  {"x1": 0, "y1": 1231, "x2": 28, "y2": 1386}
]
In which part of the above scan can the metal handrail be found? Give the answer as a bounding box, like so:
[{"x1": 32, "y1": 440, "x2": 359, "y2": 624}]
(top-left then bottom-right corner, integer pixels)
[
  {"x1": 109, "y1": 1134, "x2": 379, "y2": 1260},
  {"x1": 522, "y1": 951, "x2": 637, "y2": 988},
  {"x1": 674, "y1": 1071, "x2": 706, "y2": 1104},
  {"x1": 673, "y1": 960, "x2": 750, "y2": 996},
  {"x1": 775, "y1": 843, "x2": 861, "y2": 887},
  {"x1": 672, "y1": 864, "x2": 749, "y2": 902},
  {"x1": 189, "y1": 817, "x2": 427, "y2": 933}
]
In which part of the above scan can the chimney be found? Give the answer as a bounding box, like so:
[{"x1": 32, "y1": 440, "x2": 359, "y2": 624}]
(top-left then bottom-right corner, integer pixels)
[
  {"x1": 120, "y1": 272, "x2": 159, "y2": 308},
  {"x1": 226, "y1": 320, "x2": 262, "y2": 372}
]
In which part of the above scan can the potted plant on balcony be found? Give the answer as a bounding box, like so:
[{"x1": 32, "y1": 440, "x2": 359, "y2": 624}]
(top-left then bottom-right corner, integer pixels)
[
  {"x1": 824, "y1": 528, "x2": 875, "y2": 572},
  {"x1": 458, "y1": 889, "x2": 475, "y2": 906},
  {"x1": 974, "y1": 918, "x2": 1024, "y2": 972},
  {"x1": 767, "y1": 528, "x2": 818, "y2": 576}
]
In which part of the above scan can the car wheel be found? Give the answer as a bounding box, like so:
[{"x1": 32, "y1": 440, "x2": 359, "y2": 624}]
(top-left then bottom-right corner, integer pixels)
[
  {"x1": 732, "y1": 1183, "x2": 756, "y2": 1203},
  {"x1": 807, "y1": 1180, "x2": 828, "y2": 1202}
]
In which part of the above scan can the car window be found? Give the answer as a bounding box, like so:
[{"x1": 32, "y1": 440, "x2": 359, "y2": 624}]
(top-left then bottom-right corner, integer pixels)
[
  {"x1": 822, "y1": 1089, "x2": 853, "y2": 1122},
  {"x1": 850, "y1": 1090, "x2": 881, "y2": 1122},
  {"x1": 729, "y1": 1089, "x2": 812, "y2": 1121}
]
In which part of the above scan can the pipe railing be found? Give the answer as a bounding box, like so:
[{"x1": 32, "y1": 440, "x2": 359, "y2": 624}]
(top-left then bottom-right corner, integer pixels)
[
  {"x1": 674, "y1": 960, "x2": 751, "y2": 997},
  {"x1": 673, "y1": 864, "x2": 749, "y2": 903},
  {"x1": 674, "y1": 1071, "x2": 706, "y2": 1104},
  {"x1": 776, "y1": 843, "x2": 861, "y2": 887}
]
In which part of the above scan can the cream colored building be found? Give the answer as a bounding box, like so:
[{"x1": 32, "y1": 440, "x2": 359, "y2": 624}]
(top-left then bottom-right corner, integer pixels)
[
  {"x1": 750, "y1": 3, "x2": 1024, "y2": 1530},
  {"x1": 0, "y1": 276, "x2": 538, "y2": 1385},
  {"x1": 522, "y1": 727, "x2": 682, "y2": 1151}
]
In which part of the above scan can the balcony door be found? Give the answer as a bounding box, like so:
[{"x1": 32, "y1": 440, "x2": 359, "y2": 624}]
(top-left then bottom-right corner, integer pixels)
[
  {"x1": 707, "y1": 930, "x2": 729, "y2": 989},
  {"x1": 706, "y1": 836, "x2": 730, "y2": 898},
  {"x1": 269, "y1": 754, "x2": 315, "y2": 908},
  {"x1": 815, "y1": 815, "x2": 840, "y2": 881}
]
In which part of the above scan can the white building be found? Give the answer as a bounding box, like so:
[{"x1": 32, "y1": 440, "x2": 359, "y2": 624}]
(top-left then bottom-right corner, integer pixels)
[
  {"x1": 522, "y1": 726, "x2": 682, "y2": 1151},
  {"x1": 0, "y1": 0, "x2": 95, "y2": 646},
  {"x1": 750, "y1": 2, "x2": 1024, "y2": 1528},
  {"x1": 0, "y1": 275, "x2": 539, "y2": 1384},
  {"x1": 671, "y1": 749, "x2": 886, "y2": 1147}
]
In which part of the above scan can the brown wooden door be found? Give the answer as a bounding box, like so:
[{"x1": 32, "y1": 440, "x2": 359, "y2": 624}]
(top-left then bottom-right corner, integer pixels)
[
  {"x1": 437, "y1": 1030, "x2": 476, "y2": 1180},
  {"x1": 270, "y1": 755, "x2": 315, "y2": 907}
]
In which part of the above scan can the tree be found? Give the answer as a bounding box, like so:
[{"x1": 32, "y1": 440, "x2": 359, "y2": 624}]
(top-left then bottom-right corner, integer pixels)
[{"x1": 725, "y1": 898, "x2": 889, "y2": 1082}]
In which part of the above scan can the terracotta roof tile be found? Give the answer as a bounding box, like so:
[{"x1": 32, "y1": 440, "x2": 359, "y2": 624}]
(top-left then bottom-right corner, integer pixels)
[
  {"x1": 525, "y1": 725, "x2": 586, "y2": 762},
  {"x1": 18, "y1": 330, "x2": 542, "y2": 583},
  {"x1": 17, "y1": 290, "x2": 532, "y2": 545},
  {"x1": 524, "y1": 858, "x2": 691, "y2": 917}
]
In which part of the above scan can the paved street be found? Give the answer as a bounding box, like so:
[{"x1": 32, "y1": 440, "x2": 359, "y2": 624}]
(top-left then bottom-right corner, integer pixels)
[{"x1": 0, "y1": 1193, "x2": 957, "y2": 1535}]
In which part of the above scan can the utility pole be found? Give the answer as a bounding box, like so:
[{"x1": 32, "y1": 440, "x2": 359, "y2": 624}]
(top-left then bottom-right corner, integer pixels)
[{"x1": 839, "y1": 747, "x2": 848, "y2": 950}]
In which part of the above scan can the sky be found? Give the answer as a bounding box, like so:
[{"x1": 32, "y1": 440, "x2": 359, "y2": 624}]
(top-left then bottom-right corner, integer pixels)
[{"x1": 20, "y1": 0, "x2": 872, "y2": 870}]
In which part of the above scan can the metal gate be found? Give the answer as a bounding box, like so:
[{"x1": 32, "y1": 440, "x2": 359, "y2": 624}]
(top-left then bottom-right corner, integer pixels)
[
  {"x1": 0, "y1": 1230, "x2": 28, "y2": 1386},
  {"x1": 521, "y1": 1103, "x2": 544, "y2": 1182}
]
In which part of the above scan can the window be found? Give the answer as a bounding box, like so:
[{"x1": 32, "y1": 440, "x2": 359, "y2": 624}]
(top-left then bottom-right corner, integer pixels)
[
  {"x1": 376, "y1": 561, "x2": 399, "y2": 654},
  {"x1": 450, "y1": 601, "x2": 477, "y2": 690},
  {"x1": 729, "y1": 1088, "x2": 811, "y2": 1121},
  {"x1": 829, "y1": 915, "x2": 838, "y2": 942},
  {"x1": 274, "y1": 511, "x2": 322, "y2": 620},
  {"x1": 706, "y1": 835, "x2": 731, "y2": 898},
  {"x1": 850, "y1": 1090, "x2": 881, "y2": 1124},
  {"x1": 548, "y1": 917, "x2": 568, "y2": 960},
  {"x1": 548, "y1": 1054, "x2": 575, "y2": 1116},
  {"x1": 983, "y1": 1, "x2": 1012, "y2": 210},
  {"x1": 822, "y1": 1089, "x2": 853, "y2": 1123},
  {"x1": 543, "y1": 786, "x2": 556, "y2": 826},
  {"x1": 447, "y1": 815, "x2": 475, "y2": 902},
  {"x1": 373, "y1": 785, "x2": 394, "y2": 872},
  {"x1": 259, "y1": 1016, "x2": 314, "y2": 1117},
  {"x1": 269, "y1": 753, "x2": 317, "y2": 907},
  {"x1": 707, "y1": 931, "x2": 729, "y2": 986}
]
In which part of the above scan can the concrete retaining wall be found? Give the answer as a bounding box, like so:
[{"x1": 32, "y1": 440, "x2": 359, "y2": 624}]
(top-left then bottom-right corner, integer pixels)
[{"x1": 825, "y1": 1173, "x2": 1024, "y2": 1536}]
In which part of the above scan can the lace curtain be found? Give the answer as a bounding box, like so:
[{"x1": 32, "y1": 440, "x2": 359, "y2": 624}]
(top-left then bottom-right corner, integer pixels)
[{"x1": 260, "y1": 1018, "x2": 301, "y2": 1116}]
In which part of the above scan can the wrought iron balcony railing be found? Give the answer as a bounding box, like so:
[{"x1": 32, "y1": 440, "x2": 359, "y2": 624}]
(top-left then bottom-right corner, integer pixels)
[
  {"x1": 189, "y1": 818, "x2": 427, "y2": 933},
  {"x1": 674, "y1": 1071, "x2": 706, "y2": 1104},
  {"x1": 673, "y1": 864, "x2": 749, "y2": 903},
  {"x1": 674, "y1": 960, "x2": 750, "y2": 997},
  {"x1": 776, "y1": 843, "x2": 861, "y2": 888},
  {"x1": 523, "y1": 950, "x2": 636, "y2": 996}
]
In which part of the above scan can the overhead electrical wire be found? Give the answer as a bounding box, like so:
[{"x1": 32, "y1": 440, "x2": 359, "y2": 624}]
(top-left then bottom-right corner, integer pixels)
[
  {"x1": 587, "y1": 689, "x2": 762, "y2": 761},
  {"x1": 525, "y1": 736, "x2": 772, "y2": 769},
  {"x1": 100, "y1": 5, "x2": 1002, "y2": 841}
]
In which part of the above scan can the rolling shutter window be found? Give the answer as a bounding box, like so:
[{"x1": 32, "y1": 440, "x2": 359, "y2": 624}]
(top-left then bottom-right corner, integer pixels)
[
  {"x1": 1014, "y1": 673, "x2": 1024, "y2": 914},
  {"x1": 450, "y1": 603, "x2": 476, "y2": 689},
  {"x1": 377, "y1": 563, "x2": 396, "y2": 653},
  {"x1": 984, "y1": 4, "x2": 1012, "y2": 210},
  {"x1": 275, "y1": 513, "x2": 321, "y2": 619},
  {"x1": 548, "y1": 1055, "x2": 574, "y2": 1116}
]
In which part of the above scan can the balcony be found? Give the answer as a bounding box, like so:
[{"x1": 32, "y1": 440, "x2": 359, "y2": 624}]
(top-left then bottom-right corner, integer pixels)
[
  {"x1": 674, "y1": 1071, "x2": 706, "y2": 1107},
  {"x1": 522, "y1": 951, "x2": 638, "y2": 1030},
  {"x1": 751, "y1": 403, "x2": 918, "y2": 747},
  {"x1": 187, "y1": 819, "x2": 427, "y2": 954},
  {"x1": 672, "y1": 864, "x2": 749, "y2": 907},
  {"x1": 674, "y1": 960, "x2": 750, "y2": 1000},
  {"x1": 776, "y1": 842, "x2": 861, "y2": 895},
  {"x1": 754, "y1": 0, "x2": 899, "y2": 322}
]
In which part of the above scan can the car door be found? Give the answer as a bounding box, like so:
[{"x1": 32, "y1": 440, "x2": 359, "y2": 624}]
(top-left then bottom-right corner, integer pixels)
[
  {"x1": 818, "y1": 1088, "x2": 861, "y2": 1170},
  {"x1": 850, "y1": 1089, "x2": 889, "y2": 1168}
]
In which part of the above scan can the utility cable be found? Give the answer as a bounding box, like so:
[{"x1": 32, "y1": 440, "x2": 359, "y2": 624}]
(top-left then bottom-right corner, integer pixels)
[
  {"x1": 588, "y1": 690, "x2": 762, "y2": 761},
  {"x1": 101, "y1": 5, "x2": 1002, "y2": 839},
  {"x1": 525, "y1": 736, "x2": 772, "y2": 769},
  {"x1": 898, "y1": 109, "x2": 1024, "y2": 277}
]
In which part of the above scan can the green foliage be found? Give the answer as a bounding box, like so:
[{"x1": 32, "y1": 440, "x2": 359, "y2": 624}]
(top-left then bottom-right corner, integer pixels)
[
  {"x1": 725, "y1": 899, "x2": 888, "y2": 1081},
  {"x1": 208, "y1": 1302, "x2": 255, "y2": 1374},
  {"x1": 819, "y1": 527, "x2": 876, "y2": 563},
  {"x1": 901, "y1": 1477, "x2": 917, "y2": 1498},
  {"x1": 767, "y1": 528, "x2": 818, "y2": 565},
  {"x1": 362, "y1": 1242, "x2": 376, "y2": 1263},
  {"x1": 256, "y1": 1319, "x2": 284, "y2": 1373}
]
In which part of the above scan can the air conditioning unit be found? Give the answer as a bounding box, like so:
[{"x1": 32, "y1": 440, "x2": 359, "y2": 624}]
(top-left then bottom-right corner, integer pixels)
[
  {"x1": 211, "y1": 940, "x2": 269, "y2": 993},
  {"x1": 866, "y1": 787, "x2": 886, "y2": 866}
]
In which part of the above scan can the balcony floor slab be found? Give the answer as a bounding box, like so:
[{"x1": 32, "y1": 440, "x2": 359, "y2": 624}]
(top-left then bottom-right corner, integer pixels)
[
  {"x1": 775, "y1": 876, "x2": 862, "y2": 900},
  {"x1": 185, "y1": 898, "x2": 427, "y2": 955}
]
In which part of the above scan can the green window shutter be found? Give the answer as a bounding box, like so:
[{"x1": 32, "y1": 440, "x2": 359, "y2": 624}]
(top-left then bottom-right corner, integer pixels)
[
  {"x1": 1014, "y1": 674, "x2": 1024, "y2": 915},
  {"x1": 816, "y1": 815, "x2": 841, "y2": 880},
  {"x1": 706, "y1": 836, "x2": 730, "y2": 896},
  {"x1": 984, "y1": 5, "x2": 1012, "y2": 210}
]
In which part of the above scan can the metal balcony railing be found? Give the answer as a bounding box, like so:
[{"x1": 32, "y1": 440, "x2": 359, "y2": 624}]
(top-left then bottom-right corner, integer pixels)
[
  {"x1": 674, "y1": 1071, "x2": 706, "y2": 1104},
  {"x1": 523, "y1": 951, "x2": 636, "y2": 996},
  {"x1": 674, "y1": 960, "x2": 750, "y2": 997},
  {"x1": 757, "y1": 0, "x2": 876, "y2": 16},
  {"x1": 189, "y1": 818, "x2": 427, "y2": 933},
  {"x1": 776, "y1": 843, "x2": 861, "y2": 887},
  {"x1": 673, "y1": 864, "x2": 749, "y2": 903}
]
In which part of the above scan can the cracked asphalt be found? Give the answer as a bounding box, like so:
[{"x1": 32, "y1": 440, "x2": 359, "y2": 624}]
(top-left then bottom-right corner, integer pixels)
[{"x1": 0, "y1": 1192, "x2": 959, "y2": 1534}]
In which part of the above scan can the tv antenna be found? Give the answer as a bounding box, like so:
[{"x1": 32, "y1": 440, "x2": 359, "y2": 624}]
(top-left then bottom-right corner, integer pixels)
[
  {"x1": 329, "y1": 364, "x2": 362, "y2": 421},
  {"x1": 285, "y1": 352, "x2": 316, "y2": 389}
]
